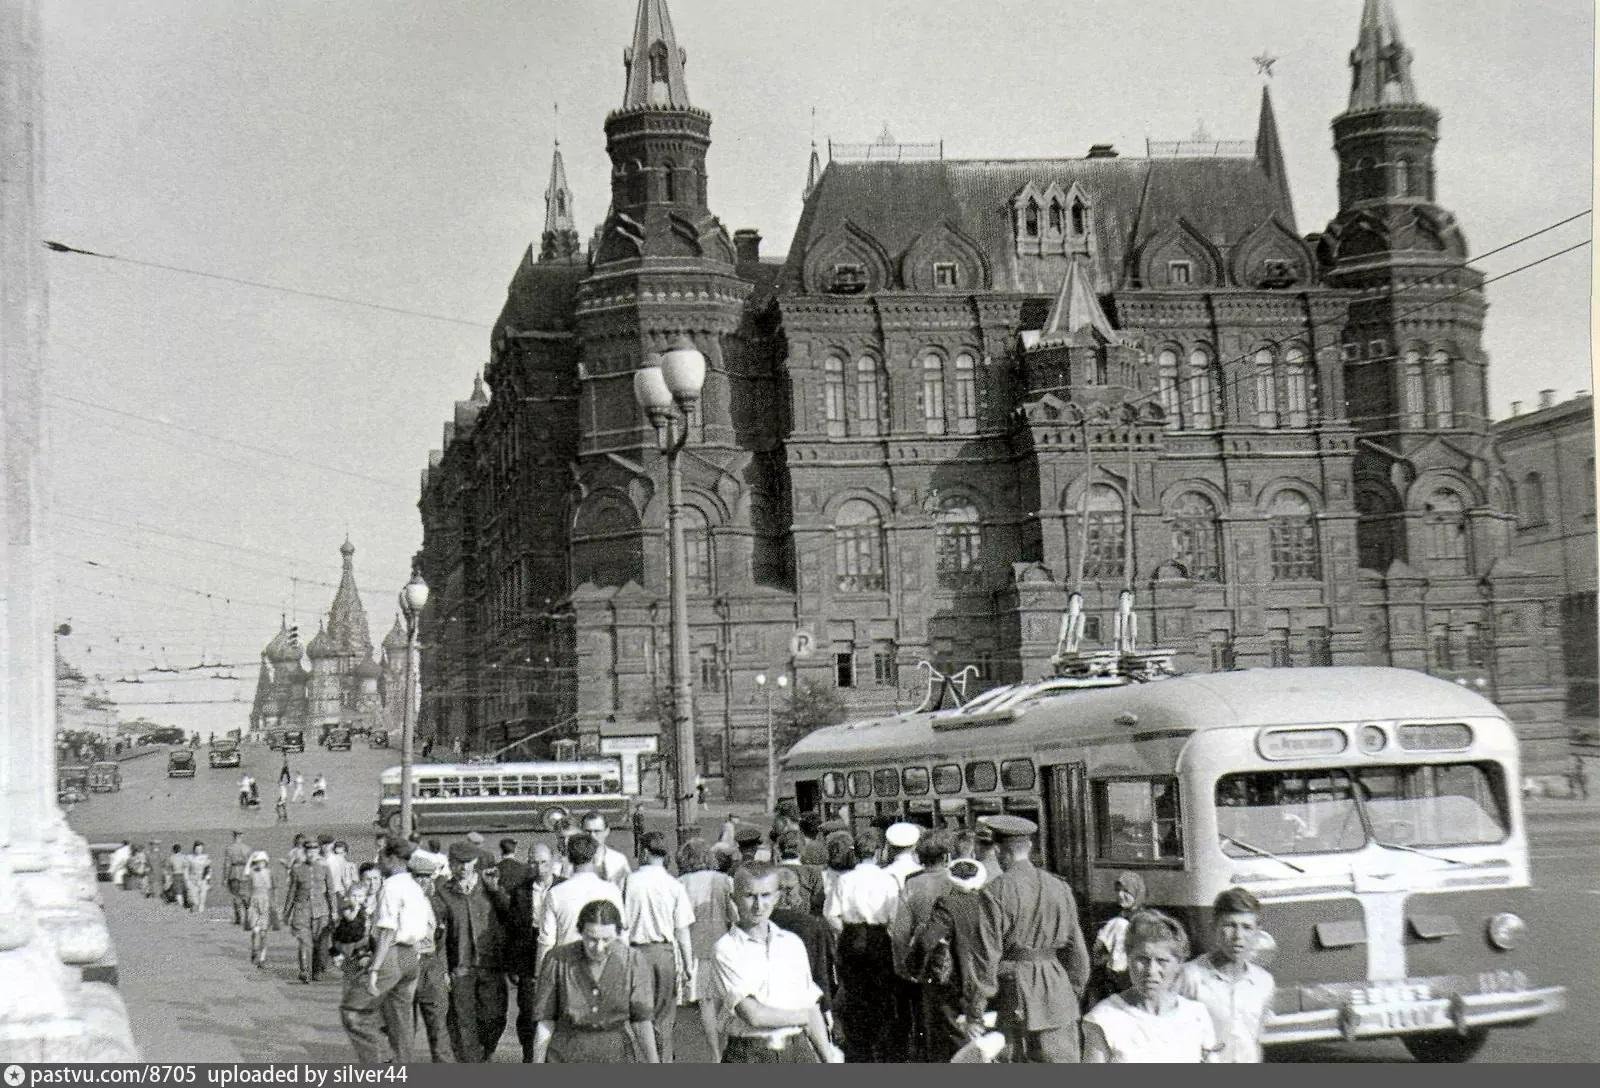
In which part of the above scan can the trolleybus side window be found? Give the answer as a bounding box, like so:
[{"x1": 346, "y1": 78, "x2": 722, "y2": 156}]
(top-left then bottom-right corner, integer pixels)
[
  {"x1": 1000, "y1": 759, "x2": 1035, "y2": 791},
  {"x1": 874, "y1": 769, "x2": 901, "y2": 797},
  {"x1": 932, "y1": 764, "x2": 963, "y2": 795},
  {"x1": 1094, "y1": 777, "x2": 1183, "y2": 863},
  {"x1": 966, "y1": 760, "x2": 998, "y2": 792},
  {"x1": 902, "y1": 767, "x2": 930, "y2": 796},
  {"x1": 848, "y1": 771, "x2": 873, "y2": 799},
  {"x1": 821, "y1": 772, "x2": 847, "y2": 800}
]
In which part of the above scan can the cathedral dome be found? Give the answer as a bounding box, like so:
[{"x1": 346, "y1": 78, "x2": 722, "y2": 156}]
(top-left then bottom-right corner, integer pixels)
[
  {"x1": 265, "y1": 623, "x2": 301, "y2": 664},
  {"x1": 305, "y1": 626, "x2": 336, "y2": 660},
  {"x1": 382, "y1": 615, "x2": 408, "y2": 652}
]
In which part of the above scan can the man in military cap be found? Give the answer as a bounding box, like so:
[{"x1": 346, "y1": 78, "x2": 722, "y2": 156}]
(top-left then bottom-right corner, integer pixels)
[
  {"x1": 283, "y1": 839, "x2": 332, "y2": 982},
  {"x1": 883, "y1": 822, "x2": 923, "y2": 888},
  {"x1": 968, "y1": 814, "x2": 1090, "y2": 1062}
]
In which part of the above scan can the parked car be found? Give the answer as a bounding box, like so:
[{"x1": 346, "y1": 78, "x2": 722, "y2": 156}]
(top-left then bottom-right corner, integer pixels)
[
  {"x1": 324, "y1": 728, "x2": 353, "y2": 751},
  {"x1": 57, "y1": 777, "x2": 89, "y2": 805},
  {"x1": 167, "y1": 749, "x2": 196, "y2": 778},
  {"x1": 137, "y1": 727, "x2": 187, "y2": 747},
  {"x1": 88, "y1": 761, "x2": 122, "y2": 792},
  {"x1": 208, "y1": 744, "x2": 241, "y2": 769},
  {"x1": 282, "y1": 729, "x2": 305, "y2": 753}
]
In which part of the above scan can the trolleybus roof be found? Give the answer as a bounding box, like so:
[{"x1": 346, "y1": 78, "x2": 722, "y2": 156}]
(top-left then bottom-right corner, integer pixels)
[{"x1": 379, "y1": 760, "x2": 620, "y2": 783}]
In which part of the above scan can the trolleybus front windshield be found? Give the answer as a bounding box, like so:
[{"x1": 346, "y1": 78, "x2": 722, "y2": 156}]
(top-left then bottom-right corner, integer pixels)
[{"x1": 1215, "y1": 762, "x2": 1509, "y2": 858}]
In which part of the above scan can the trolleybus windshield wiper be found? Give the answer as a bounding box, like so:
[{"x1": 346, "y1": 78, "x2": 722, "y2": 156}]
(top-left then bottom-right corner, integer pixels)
[
  {"x1": 1368, "y1": 838, "x2": 1467, "y2": 865},
  {"x1": 1218, "y1": 833, "x2": 1305, "y2": 874}
]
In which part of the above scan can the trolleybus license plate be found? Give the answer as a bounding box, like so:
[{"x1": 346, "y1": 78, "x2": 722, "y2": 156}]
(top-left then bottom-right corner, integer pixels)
[{"x1": 1347, "y1": 998, "x2": 1452, "y2": 1034}]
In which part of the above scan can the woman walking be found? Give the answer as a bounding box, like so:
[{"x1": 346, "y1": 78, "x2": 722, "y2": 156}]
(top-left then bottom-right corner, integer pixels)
[
  {"x1": 528, "y1": 899, "x2": 660, "y2": 1063},
  {"x1": 244, "y1": 851, "x2": 274, "y2": 968},
  {"x1": 1082, "y1": 910, "x2": 1219, "y2": 1063},
  {"x1": 677, "y1": 838, "x2": 735, "y2": 1059}
]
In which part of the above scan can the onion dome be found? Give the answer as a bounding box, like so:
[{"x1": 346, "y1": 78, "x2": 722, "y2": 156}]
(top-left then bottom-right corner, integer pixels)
[
  {"x1": 265, "y1": 617, "x2": 302, "y2": 664},
  {"x1": 305, "y1": 623, "x2": 335, "y2": 660},
  {"x1": 382, "y1": 614, "x2": 408, "y2": 652}
]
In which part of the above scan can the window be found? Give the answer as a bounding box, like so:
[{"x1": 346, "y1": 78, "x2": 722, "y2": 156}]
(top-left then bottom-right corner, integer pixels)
[
  {"x1": 1369, "y1": 338, "x2": 1390, "y2": 359},
  {"x1": 1341, "y1": 341, "x2": 1362, "y2": 363},
  {"x1": 936, "y1": 501, "x2": 982, "y2": 589},
  {"x1": 1170, "y1": 492, "x2": 1222, "y2": 582},
  {"x1": 933, "y1": 261, "x2": 958, "y2": 289},
  {"x1": 903, "y1": 767, "x2": 930, "y2": 796},
  {"x1": 1000, "y1": 759, "x2": 1036, "y2": 791},
  {"x1": 1083, "y1": 484, "x2": 1126, "y2": 581},
  {"x1": 872, "y1": 641, "x2": 897, "y2": 687},
  {"x1": 1425, "y1": 490, "x2": 1468, "y2": 573},
  {"x1": 1284, "y1": 346, "x2": 1311, "y2": 426},
  {"x1": 874, "y1": 768, "x2": 901, "y2": 797},
  {"x1": 1187, "y1": 347, "x2": 1216, "y2": 429},
  {"x1": 1430, "y1": 351, "x2": 1454, "y2": 427},
  {"x1": 696, "y1": 644, "x2": 720, "y2": 692},
  {"x1": 648, "y1": 41, "x2": 669, "y2": 85},
  {"x1": 922, "y1": 355, "x2": 946, "y2": 434},
  {"x1": 1083, "y1": 615, "x2": 1103, "y2": 643},
  {"x1": 1520, "y1": 472, "x2": 1546, "y2": 527},
  {"x1": 1071, "y1": 199, "x2": 1087, "y2": 236},
  {"x1": 932, "y1": 764, "x2": 963, "y2": 795},
  {"x1": 847, "y1": 770, "x2": 873, "y2": 798},
  {"x1": 1048, "y1": 200, "x2": 1064, "y2": 233},
  {"x1": 823, "y1": 356, "x2": 847, "y2": 436},
  {"x1": 1157, "y1": 349, "x2": 1181, "y2": 427},
  {"x1": 1094, "y1": 777, "x2": 1184, "y2": 862},
  {"x1": 1394, "y1": 157, "x2": 1410, "y2": 197},
  {"x1": 683, "y1": 507, "x2": 712, "y2": 594},
  {"x1": 835, "y1": 650, "x2": 856, "y2": 689},
  {"x1": 1404, "y1": 350, "x2": 1426, "y2": 428},
  {"x1": 856, "y1": 356, "x2": 883, "y2": 436},
  {"x1": 1269, "y1": 491, "x2": 1321, "y2": 580},
  {"x1": 1253, "y1": 348, "x2": 1278, "y2": 427},
  {"x1": 965, "y1": 760, "x2": 998, "y2": 792},
  {"x1": 662, "y1": 158, "x2": 677, "y2": 203},
  {"x1": 1024, "y1": 200, "x2": 1040, "y2": 237},
  {"x1": 834, "y1": 499, "x2": 885, "y2": 592},
  {"x1": 1430, "y1": 623, "x2": 1453, "y2": 670},
  {"x1": 821, "y1": 771, "x2": 846, "y2": 799},
  {"x1": 829, "y1": 263, "x2": 867, "y2": 294},
  {"x1": 953, "y1": 353, "x2": 978, "y2": 433},
  {"x1": 1168, "y1": 260, "x2": 1193, "y2": 286}
]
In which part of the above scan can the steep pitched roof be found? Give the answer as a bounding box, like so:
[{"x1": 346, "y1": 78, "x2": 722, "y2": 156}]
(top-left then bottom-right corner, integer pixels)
[
  {"x1": 325, "y1": 538, "x2": 373, "y2": 658},
  {"x1": 1348, "y1": 0, "x2": 1419, "y2": 111},
  {"x1": 622, "y1": 0, "x2": 690, "y2": 110},
  {"x1": 1028, "y1": 258, "x2": 1119, "y2": 349}
]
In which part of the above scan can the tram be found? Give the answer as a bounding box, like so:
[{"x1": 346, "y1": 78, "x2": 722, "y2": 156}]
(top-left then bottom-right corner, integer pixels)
[{"x1": 780, "y1": 655, "x2": 1566, "y2": 1060}]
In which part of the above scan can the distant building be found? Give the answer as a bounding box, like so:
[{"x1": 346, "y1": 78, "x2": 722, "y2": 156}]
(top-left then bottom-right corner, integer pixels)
[
  {"x1": 1495, "y1": 392, "x2": 1597, "y2": 723},
  {"x1": 417, "y1": 0, "x2": 1569, "y2": 794},
  {"x1": 54, "y1": 653, "x2": 119, "y2": 739}
]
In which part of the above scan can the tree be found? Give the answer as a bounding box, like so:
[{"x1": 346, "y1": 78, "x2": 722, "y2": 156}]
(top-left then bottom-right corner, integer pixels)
[{"x1": 772, "y1": 679, "x2": 849, "y2": 752}]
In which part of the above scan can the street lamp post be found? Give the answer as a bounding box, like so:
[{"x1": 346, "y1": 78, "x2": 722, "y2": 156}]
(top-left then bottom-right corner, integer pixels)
[
  {"x1": 398, "y1": 567, "x2": 430, "y2": 840},
  {"x1": 634, "y1": 336, "x2": 707, "y2": 842},
  {"x1": 754, "y1": 672, "x2": 788, "y2": 815}
]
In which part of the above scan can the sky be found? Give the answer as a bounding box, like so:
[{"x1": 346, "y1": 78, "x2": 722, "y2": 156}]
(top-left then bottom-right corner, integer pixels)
[{"x1": 39, "y1": 0, "x2": 1595, "y2": 734}]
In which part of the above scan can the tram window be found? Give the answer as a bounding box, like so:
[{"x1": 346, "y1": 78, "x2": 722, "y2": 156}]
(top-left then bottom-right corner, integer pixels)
[
  {"x1": 1000, "y1": 759, "x2": 1036, "y2": 791},
  {"x1": 1094, "y1": 777, "x2": 1184, "y2": 863},
  {"x1": 848, "y1": 771, "x2": 874, "y2": 799},
  {"x1": 439, "y1": 776, "x2": 461, "y2": 799},
  {"x1": 903, "y1": 767, "x2": 931, "y2": 796},
  {"x1": 460, "y1": 776, "x2": 482, "y2": 797},
  {"x1": 966, "y1": 761, "x2": 998, "y2": 792},
  {"x1": 821, "y1": 772, "x2": 847, "y2": 800},
  {"x1": 932, "y1": 764, "x2": 963, "y2": 795},
  {"x1": 874, "y1": 769, "x2": 901, "y2": 797},
  {"x1": 418, "y1": 781, "x2": 440, "y2": 799},
  {"x1": 877, "y1": 801, "x2": 903, "y2": 822}
]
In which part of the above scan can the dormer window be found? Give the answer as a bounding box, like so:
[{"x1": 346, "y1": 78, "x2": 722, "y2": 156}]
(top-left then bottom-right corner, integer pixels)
[
  {"x1": 1070, "y1": 199, "x2": 1087, "y2": 236},
  {"x1": 1024, "y1": 201, "x2": 1040, "y2": 237},
  {"x1": 933, "y1": 261, "x2": 959, "y2": 289},
  {"x1": 1168, "y1": 260, "x2": 1193, "y2": 286},
  {"x1": 1048, "y1": 201, "x2": 1064, "y2": 234},
  {"x1": 829, "y1": 262, "x2": 867, "y2": 294}
]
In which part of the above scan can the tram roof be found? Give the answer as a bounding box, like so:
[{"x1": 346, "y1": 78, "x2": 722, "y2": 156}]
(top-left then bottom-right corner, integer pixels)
[{"x1": 783, "y1": 667, "x2": 1505, "y2": 768}]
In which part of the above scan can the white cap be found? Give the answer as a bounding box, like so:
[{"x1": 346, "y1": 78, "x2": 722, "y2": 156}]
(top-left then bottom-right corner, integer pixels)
[{"x1": 885, "y1": 822, "x2": 921, "y2": 849}]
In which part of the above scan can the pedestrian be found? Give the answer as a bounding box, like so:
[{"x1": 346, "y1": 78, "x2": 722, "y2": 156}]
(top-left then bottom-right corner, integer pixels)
[
  {"x1": 822, "y1": 827, "x2": 901, "y2": 1062},
  {"x1": 312, "y1": 773, "x2": 328, "y2": 802},
  {"x1": 434, "y1": 841, "x2": 511, "y2": 1062},
  {"x1": 769, "y1": 866, "x2": 837, "y2": 1035},
  {"x1": 356, "y1": 861, "x2": 384, "y2": 909},
  {"x1": 537, "y1": 833, "x2": 623, "y2": 969},
  {"x1": 238, "y1": 773, "x2": 251, "y2": 809},
  {"x1": 528, "y1": 899, "x2": 659, "y2": 1063},
  {"x1": 797, "y1": 814, "x2": 828, "y2": 866},
  {"x1": 421, "y1": 738, "x2": 434, "y2": 759},
  {"x1": 328, "y1": 841, "x2": 358, "y2": 903},
  {"x1": 909, "y1": 858, "x2": 988, "y2": 1062},
  {"x1": 275, "y1": 781, "x2": 289, "y2": 823},
  {"x1": 973, "y1": 824, "x2": 1003, "y2": 885},
  {"x1": 406, "y1": 852, "x2": 453, "y2": 1063},
  {"x1": 162, "y1": 843, "x2": 184, "y2": 904},
  {"x1": 820, "y1": 827, "x2": 853, "y2": 904},
  {"x1": 495, "y1": 838, "x2": 529, "y2": 891},
  {"x1": 891, "y1": 829, "x2": 954, "y2": 1059},
  {"x1": 883, "y1": 822, "x2": 923, "y2": 888},
  {"x1": 126, "y1": 842, "x2": 153, "y2": 897},
  {"x1": 284, "y1": 841, "x2": 332, "y2": 982},
  {"x1": 341, "y1": 839, "x2": 432, "y2": 1066},
  {"x1": 1089, "y1": 871, "x2": 1147, "y2": 1005},
  {"x1": 279, "y1": 760, "x2": 292, "y2": 787},
  {"x1": 247, "y1": 777, "x2": 260, "y2": 809},
  {"x1": 968, "y1": 814, "x2": 1091, "y2": 1063},
  {"x1": 773, "y1": 830, "x2": 826, "y2": 914},
  {"x1": 731, "y1": 824, "x2": 765, "y2": 868},
  {"x1": 715, "y1": 864, "x2": 843, "y2": 1063},
  {"x1": 678, "y1": 837, "x2": 735, "y2": 1059},
  {"x1": 244, "y1": 851, "x2": 274, "y2": 969},
  {"x1": 1176, "y1": 888, "x2": 1274, "y2": 1063},
  {"x1": 222, "y1": 831, "x2": 253, "y2": 926},
  {"x1": 293, "y1": 773, "x2": 306, "y2": 804},
  {"x1": 580, "y1": 811, "x2": 632, "y2": 886},
  {"x1": 621, "y1": 831, "x2": 695, "y2": 1062},
  {"x1": 508, "y1": 842, "x2": 559, "y2": 1062},
  {"x1": 183, "y1": 842, "x2": 213, "y2": 915},
  {"x1": 106, "y1": 840, "x2": 131, "y2": 889},
  {"x1": 1083, "y1": 909, "x2": 1218, "y2": 1062}
]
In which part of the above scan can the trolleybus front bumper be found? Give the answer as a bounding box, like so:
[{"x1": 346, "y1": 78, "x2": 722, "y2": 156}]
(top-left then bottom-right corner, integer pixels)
[{"x1": 1264, "y1": 979, "x2": 1566, "y2": 1045}]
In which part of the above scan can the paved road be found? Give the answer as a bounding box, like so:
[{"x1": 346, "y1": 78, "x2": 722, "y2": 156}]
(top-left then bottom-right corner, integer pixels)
[{"x1": 69, "y1": 744, "x2": 1599, "y2": 1062}]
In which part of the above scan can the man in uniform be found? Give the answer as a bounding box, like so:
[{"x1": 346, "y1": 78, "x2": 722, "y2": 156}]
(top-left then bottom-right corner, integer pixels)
[
  {"x1": 968, "y1": 814, "x2": 1089, "y2": 1062},
  {"x1": 222, "y1": 830, "x2": 252, "y2": 926},
  {"x1": 284, "y1": 840, "x2": 333, "y2": 982}
]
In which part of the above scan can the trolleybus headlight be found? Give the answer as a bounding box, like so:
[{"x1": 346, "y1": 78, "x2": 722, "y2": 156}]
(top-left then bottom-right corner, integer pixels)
[
  {"x1": 1487, "y1": 912, "x2": 1526, "y2": 951},
  {"x1": 1359, "y1": 725, "x2": 1388, "y2": 754}
]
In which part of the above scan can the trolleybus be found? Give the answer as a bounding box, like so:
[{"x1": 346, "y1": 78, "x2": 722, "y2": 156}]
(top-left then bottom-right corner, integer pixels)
[
  {"x1": 780, "y1": 664, "x2": 1565, "y2": 1061},
  {"x1": 376, "y1": 759, "x2": 629, "y2": 836}
]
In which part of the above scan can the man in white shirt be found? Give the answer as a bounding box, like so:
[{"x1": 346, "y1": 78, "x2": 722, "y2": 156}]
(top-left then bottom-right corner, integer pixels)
[
  {"x1": 883, "y1": 822, "x2": 923, "y2": 888},
  {"x1": 536, "y1": 832, "x2": 623, "y2": 970},
  {"x1": 623, "y1": 831, "x2": 696, "y2": 1062},
  {"x1": 715, "y1": 864, "x2": 842, "y2": 1063},
  {"x1": 341, "y1": 840, "x2": 435, "y2": 1064},
  {"x1": 1176, "y1": 887, "x2": 1274, "y2": 1062},
  {"x1": 821, "y1": 827, "x2": 901, "y2": 1062},
  {"x1": 581, "y1": 811, "x2": 632, "y2": 887}
]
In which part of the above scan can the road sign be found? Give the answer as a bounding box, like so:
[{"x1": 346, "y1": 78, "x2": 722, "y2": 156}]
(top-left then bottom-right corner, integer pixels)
[
  {"x1": 789, "y1": 629, "x2": 816, "y2": 659},
  {"x1": 600, "y1": 735, "x2": 658, "y2": 795}
]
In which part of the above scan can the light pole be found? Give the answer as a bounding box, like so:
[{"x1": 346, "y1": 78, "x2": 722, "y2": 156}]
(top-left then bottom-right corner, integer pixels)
[
  {"x1": 398, "y1": 567, "x2": 430, "y2": 839},
  {"x1": 634, "y1": 336, "x2": 707, "y2": 842},
  {"x1": 754, "y1": 672, "x2": 788, "y2": 814}
]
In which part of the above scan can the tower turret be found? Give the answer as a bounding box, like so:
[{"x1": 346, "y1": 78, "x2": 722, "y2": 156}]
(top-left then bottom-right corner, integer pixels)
[{"x1": 540, "y1": 138, "x2": 581, "y2": 262}]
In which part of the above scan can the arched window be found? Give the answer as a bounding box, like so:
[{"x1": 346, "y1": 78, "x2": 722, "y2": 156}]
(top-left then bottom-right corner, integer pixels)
[
  {"x1": 1268, "y1": 491, "x2": 1320, "y2": 581},
  {"x1": 1403, "y1": 349, "x2": 1426, "y2": 427},
  {"x1": 1430, "y1": 350, "x2": 1454, "y2": 427},
  {"x1": 953, "y1": 352, "x2": 978, "y2": 433},
  {"x1": 1187, "y1": 347, "x2": 1216, "y2": 429},
  {"x1": 1048, "y1": 200, "x2": 1064, "y2": 234},
  {"x1": 1253, "y1": 348, "x2": 1278, "y2": 427},
  {"x1": 1024, "y1": 200, "x2": 1040, "y2": 237},
  {"x1": 1521, "y1": 472, "x2": 1547, "y2": 526},
  {"x1": 1284, "y1": 345, "x2": 1311, "y2": 426},
  {"x1": 662, "y1": 159, "x2": 677, "y2": 203},
  {"x1": 936, "y1": 501, "x2": 982, "y2": 589},
  {"x1": 1170, "y1": 492, "x2": 1222, "y2": 582},
  {"x1": 823, "y1": 356, "x2": 847, "y2": 436},
  {"x1": 1082, "y1": 484, "x2": 1126, "y2": 581},
  {"x1": 1394, "y1": 157, "x2": 1411, "y2": 198},
  {"x1": 1157, "y1": 349, "x2": 1181, "y2": 428},
  {"x1": 682, "y1": 507, "x2": 713, "y2": 594},
  {"x1": 922, "y1": 355, "x2": 946, "y2": 434},
  {"x1": 1425, "y1": 490, "x2": 1467, "y2": 573},
  {"x1": 856, "y1": 356, "x2": 883, "y2": 435},
  {"x1": 835, "y1": 500, "x2": 885, "y2": 592},
  {"x1": 555, "y1": 191, "x2": 566, "y2": 217},
  {"x1": 648, "y1": 41, "x2": 670, "y2": 86},
  {"x1": 1071, "y1": 199, "x2": 1087, "y2": 236},
  {"x1": 1356, "y1": 484, "x2": 1396, "y2": 571}
]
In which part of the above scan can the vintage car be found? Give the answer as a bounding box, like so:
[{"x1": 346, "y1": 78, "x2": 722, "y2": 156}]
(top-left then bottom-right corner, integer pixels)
[
  {"x1": 57, "y1": 768, "x2": 90, "y2": 806},
  {"x1": 166, "y1": 748, "x2": 196, "y2": 778},
  {"x1": 324, "y1": 728, "x2": 353, "y2": 751},
  {"x1": 281, "y1": 729, "x2": 305, "y2": 754},
  {"x1": 208, "y1": 744, "x2": 241, "y2": 769},
  {"x1": 87, "y1": 761, "x2": 122, "y2": 792}
]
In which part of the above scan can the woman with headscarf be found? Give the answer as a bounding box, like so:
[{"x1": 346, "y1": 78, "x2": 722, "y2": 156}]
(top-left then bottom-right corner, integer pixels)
[
  {"x1": 244, "y1": 850, "x2": 274, "y2": 968},
  {"x1": 1089, "y1": 871, "x2": 1146, "y2": 1005}
]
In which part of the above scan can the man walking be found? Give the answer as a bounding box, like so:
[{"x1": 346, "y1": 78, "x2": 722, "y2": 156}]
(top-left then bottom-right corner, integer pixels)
[
  {"x1": 910, "y1": 858, "x2": 988, "y2": 1062},
  {"x1": 891, "y1": 829, "x2": 954, "y2": 1059},
  {"x1": 968, "y1": 815, "x2": 1090, "y2": 1062},
  {"x1": 822, "y1": 827, "x2": 901, "y2": 1062},
  {"x1": 622, "y1": 831, "x2": 695, "y2": 1061},
  {"x1": 434, "y1": 842, "x2": 510, "y2": 1061},
  {"x1": 342, "y1": 839, "x2": 432, "y2": 1065},
  {"x1": 770, "y1": 866, "x2": 836, "y2": 1029},
  {"x1": 508, "y1": 843, "x2": 558, "y2": 1062},
  {"x1": 406, "y1": 852, "x2": 453, "y2": 1062},
  {"x1": 284, "y1": 841, "x2": 332, "y2": 982},
  {"x1": 183, "y1": 842, "x2": 213, "y2": 915},
  {"x1": 580, "y1": 811, "x2": 632, "y2": 887},
  {"x1": 536, "y1": 833, "x2": 623, "y2": 968},
  {"x1": 223, "y1": 831, "x2": 252, "y2": 926},
  {"x1": 494, "y1": 839, "x2": 529, "y2": 891}
]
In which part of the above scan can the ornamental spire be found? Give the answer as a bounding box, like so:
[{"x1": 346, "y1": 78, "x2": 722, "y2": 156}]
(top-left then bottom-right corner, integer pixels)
[
  {"x1": 325, "y1": 538, "x2": 373, "y2": 658},
  {"x1": 622, "y1": 0, "x2": 690, "y2": 110},
  {"x1": 1348, "y1": 0, "x2": 1418, "y2": 111},
  {"x1": 540, "y1": 125, "x2": 580, "y2": 261}
]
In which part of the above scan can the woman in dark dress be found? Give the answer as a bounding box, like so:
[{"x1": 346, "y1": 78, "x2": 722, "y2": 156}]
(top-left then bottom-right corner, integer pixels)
[{"x1": 528, "y1": 899, "x2": 660, "y2": 1063}]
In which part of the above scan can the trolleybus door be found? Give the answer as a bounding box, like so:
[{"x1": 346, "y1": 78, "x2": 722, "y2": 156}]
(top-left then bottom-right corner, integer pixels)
[{"x1": 1043, "y1": 762, "x2": 1090, "y2": 905}]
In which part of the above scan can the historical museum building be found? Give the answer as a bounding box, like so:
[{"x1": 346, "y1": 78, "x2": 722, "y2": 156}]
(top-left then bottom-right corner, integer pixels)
[
  {"x1": 417, "y1": 0, "x2": 1569, "y2": 795},
  {"x1": 249, "y1": 539, "x2": 408, "y2": 738}
]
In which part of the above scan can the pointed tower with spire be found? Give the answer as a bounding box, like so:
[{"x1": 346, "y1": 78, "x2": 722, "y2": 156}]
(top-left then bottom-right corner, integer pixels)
[
  {"x1": 1254, "y1": 85, "x2": 1294, "y2": 224},
  {"x1": 540, "y1": 137, "x2": 581, "y2": 262},
  {"x1": 804, "y1": 141, "x2": 822, "y2": 202}
]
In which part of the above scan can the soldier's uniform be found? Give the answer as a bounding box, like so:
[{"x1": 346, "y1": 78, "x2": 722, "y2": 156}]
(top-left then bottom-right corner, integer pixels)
[
  {"x1": 222, "y1": 837, "x2": 253, "y2": 926},
  {"x1": 284, "y1": 850, "x2": 332, "y2": 982},
  {"x1": 968, "y1": 815, "x2": 1091, "y2": 1063}
]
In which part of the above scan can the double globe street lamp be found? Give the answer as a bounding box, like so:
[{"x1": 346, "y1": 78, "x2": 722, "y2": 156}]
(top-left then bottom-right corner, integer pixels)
[
  {"x1": 398, "y1": 567, "x2": 430, "y2": 840},
  {"x1": 633, "y1": 336, "x2": 708, "y2": 842}
]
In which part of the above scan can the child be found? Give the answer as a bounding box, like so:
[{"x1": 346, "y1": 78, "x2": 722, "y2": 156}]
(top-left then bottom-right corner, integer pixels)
[
  {"x1": 244, "y1": 851, "x2": 274, "y2": 968},
  {"x1": 1176, "y1": 887, "x2": 1275, "y2": 1063}
]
